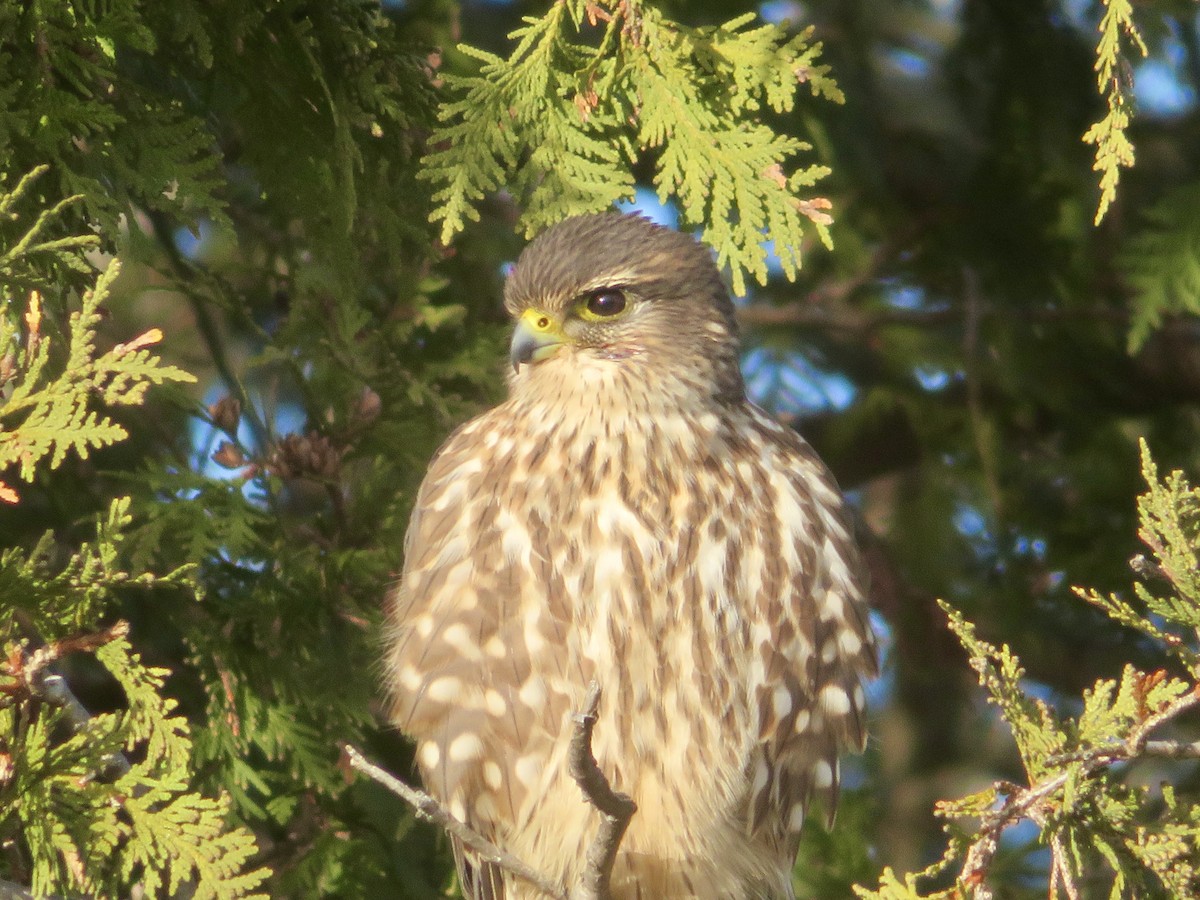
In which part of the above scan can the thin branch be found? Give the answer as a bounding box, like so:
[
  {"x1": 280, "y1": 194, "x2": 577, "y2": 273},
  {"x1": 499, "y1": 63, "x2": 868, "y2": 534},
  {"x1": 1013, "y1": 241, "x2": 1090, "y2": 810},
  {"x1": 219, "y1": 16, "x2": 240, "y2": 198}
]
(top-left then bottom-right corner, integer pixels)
[
  {"x1": 8, "y1": 614, "x2": 131, "y2": 780},
  {"x1": 1132, "y1": 687, "x2": 1200, "y2": 748},
  {"x1": 145, "y1": 211, "x2": 273, "y2": 452},
  {"x1": 567, "y1": 682, "x2": 637, "y2": 900},
  {"x1": 736, "y1": 297, "x2": 1131, "y2": 333},
  {"x1": 347, "y1": 682, "x2": 637, "y2": 900},
  {"x1": 736, "y1": 302, "x2": 955, "y2": 331},
  {"x1": 1049, "y1": 831, "x2": 1082, "y2": 900},
  {"x1": 962, "y1": 266, "x2": 1003, "y2": 520},
  {"x1": 0, "y1": 622, "x2": 135, "y2": 898},
  {"x1": 1141, "y1": 738, "x2": 1200, "y2": 759},
  {"x1": 960, "y1": 770, "x2": 1073, "y2": 900},
  {"x1": 0, "y1": 880, "x2": 41, "y2": 900},
  {"x1": 341, "y1": 744, "x2": 568, "y2": 900}
]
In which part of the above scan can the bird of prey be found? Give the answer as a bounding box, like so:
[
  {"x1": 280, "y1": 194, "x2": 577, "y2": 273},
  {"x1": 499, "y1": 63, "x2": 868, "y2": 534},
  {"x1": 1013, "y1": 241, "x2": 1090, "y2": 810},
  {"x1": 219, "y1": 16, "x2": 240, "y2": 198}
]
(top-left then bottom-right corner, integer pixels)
[{"x1": 385, "y1": 213, "x2": 877, "y2": 899}]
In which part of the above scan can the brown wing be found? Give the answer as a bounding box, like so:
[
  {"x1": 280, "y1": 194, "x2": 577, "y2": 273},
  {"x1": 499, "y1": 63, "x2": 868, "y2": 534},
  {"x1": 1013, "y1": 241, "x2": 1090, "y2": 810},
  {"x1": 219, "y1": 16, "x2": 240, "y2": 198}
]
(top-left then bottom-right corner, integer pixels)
[
  {"x1": 741, "y1": 407, "x2": 877, "y2": 852},
  {"x1": 384, "y1": 411, "x2": 578, "y2": 900}
]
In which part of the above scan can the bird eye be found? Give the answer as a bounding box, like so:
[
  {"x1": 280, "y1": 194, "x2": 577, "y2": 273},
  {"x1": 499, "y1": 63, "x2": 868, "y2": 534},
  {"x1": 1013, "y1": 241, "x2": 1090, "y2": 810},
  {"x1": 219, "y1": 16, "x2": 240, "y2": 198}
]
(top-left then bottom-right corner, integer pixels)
[{"x1": 584, "y1": 289, "x2": 627, "y2": 318}]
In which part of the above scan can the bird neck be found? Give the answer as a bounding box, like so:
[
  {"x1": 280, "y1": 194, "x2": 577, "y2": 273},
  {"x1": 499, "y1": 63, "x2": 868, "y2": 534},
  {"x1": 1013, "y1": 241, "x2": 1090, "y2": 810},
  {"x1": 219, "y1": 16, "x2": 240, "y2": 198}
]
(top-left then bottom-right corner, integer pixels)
[{"x1": 507, "y1": 350, "x2": 743, "y2": 434}]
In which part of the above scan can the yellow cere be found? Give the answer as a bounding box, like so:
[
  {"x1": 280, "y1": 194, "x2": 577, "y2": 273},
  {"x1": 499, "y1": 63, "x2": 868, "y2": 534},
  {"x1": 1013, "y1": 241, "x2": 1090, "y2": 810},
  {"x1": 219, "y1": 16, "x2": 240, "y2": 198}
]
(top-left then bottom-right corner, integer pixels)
[{"x1": 519, "y1": 307, "x2": 563, "y2": 335}]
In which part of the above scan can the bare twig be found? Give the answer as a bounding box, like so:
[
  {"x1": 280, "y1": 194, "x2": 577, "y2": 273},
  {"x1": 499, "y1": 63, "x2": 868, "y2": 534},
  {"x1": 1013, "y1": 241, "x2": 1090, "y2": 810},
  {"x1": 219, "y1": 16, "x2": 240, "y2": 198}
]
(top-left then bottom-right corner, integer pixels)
[
  {"x1": 0, "y1": 879, "x2": 41, "y2": 900},
  {"x1": 35, "y1": 673, "x2": 130, "y2": 781},
  {"x1": 348, "y1": 682, "x2": 637, "y2": 899},
  {"x1": 6, "y1": 615, "x2": 132, "y2": 780},
  {"x1": 567, "y1": 682, "x2": 637, "y2": 900},
  {"x1": 145, "y1": 211, "x2": 273, "y2": 452},
  {"x1": 1049, "y1": 831, "x2": 1082, "y2": 900},
  {"x1": 958, "y1": 684, "x2": 1200, "y2": 896},
  {"x1": 737, "y1": 302, "x2": 954, "y2": 331},
  {"x1": 1141, "y1": 738, "x2": 1200, "y2": 758},
  {"x1": 342, "y1": 744, "x2": 567, "y2": 899},
  {"x1": 735, "y1": 299, "x2": 1134, "y2": 332},
  {"x1": 960, "y1": 770, "x2": 1073, "y2": 900}
]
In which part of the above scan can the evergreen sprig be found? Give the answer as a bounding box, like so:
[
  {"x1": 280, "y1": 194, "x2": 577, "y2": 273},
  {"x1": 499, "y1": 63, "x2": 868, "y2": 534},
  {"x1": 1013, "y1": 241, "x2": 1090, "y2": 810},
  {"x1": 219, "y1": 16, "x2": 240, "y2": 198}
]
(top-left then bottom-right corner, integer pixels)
[
  {"x1": 1, "y1": 500, "x2": 266, "y2": 897},
  {"x1": 856, "y1": 441, "x2": 1200, "y2": 899},
  {"x1": 1120, "y1": 181, "x2": 1200, "y2": 353},
  {"x1": 0, "y1": 173, "x2": 265, "y2": 895},
  {"x1": 1079, "y1": 440, "x2": 1200, "y2": 671},
  {"x1": 422, "y1": 0, "x2": 842, "y2": 294},
  {"x1": 1083, "y1": 0, "x2": 1147, "y2": 226},
  {"x1": 0, "y1": 1, "x2": 226, "y2": 235},
  {"x1": 0, "y1": 496, "x2": 195, "y2": 638},
  {"x1": 0, "y1": 173, "x2": 196, "y2": 502},
  {"x1": 102, "y1": 635, "x2": 268, "y2": 900},
  {"x1": 0, "y1": 167, "x2": 99, "y2": 296}
]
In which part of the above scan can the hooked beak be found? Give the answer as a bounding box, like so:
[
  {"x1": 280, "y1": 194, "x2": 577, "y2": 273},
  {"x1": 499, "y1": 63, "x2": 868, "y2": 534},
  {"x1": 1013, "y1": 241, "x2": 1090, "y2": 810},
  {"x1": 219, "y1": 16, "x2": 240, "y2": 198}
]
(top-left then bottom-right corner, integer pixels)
[{"x1": 510, "y1": 309, "x2": 566, "y2": 372}]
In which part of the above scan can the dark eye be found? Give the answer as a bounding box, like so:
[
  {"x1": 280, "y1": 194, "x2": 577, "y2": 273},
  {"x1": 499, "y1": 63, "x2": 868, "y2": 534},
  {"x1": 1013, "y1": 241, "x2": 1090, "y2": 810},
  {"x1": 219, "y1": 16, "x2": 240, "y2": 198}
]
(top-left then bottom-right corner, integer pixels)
[{"x1": 585, "y1": 289, "x2": 627, "y2": 318}]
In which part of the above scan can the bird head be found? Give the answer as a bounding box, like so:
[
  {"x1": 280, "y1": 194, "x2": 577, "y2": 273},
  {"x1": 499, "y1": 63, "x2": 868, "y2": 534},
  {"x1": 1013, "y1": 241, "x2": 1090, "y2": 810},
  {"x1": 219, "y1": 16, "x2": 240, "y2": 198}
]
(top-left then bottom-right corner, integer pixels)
[{"x1": 504, "y1": 213, "x2": 745, "y2": 404}]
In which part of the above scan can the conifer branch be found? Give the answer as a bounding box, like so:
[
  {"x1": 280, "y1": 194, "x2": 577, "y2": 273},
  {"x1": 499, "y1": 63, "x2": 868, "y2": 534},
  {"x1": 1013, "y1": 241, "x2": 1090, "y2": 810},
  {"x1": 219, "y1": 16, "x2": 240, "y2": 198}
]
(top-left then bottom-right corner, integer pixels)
[
  {"x1": 422, "y1": 1, "x2": 843, "y2": 293},
  {"x1": 6, "y1": 615, "x2": 135, "y2": 782},
  {"x1": 1084, "y1": 0, "x2": 1147, "y2": 224},
  {"x1": 958, "y1": 685, "x2": 1200, "y2": 898},
  {"x1": 862, "y1": 450, "x2": 1200, "y2": 900},
  {"x1": 1120, "y1": 182, "x2": 1200, "y2": 352}
]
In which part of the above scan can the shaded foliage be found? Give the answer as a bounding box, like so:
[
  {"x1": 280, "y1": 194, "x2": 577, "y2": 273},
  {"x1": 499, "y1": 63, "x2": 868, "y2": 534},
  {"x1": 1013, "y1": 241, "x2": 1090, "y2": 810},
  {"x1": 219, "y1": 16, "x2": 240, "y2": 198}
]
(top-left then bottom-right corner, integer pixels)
[{"x1": 3, "y1": 0, "x2": 1200, "y2": 897}]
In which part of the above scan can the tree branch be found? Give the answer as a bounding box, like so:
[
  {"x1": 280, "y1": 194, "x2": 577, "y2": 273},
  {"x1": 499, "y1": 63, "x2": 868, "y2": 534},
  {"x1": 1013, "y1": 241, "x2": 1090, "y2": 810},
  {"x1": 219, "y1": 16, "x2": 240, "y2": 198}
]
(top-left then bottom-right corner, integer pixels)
[
  {"x1": 0, "y1": 880, "x2": 40, "y2": 900},
  {"x1": 962, "y1": 266, "x2": 1003, "y2": 519},
  {"x1": 346, "y1": 681, "x2": 637, "y2": 900},
  {"x1": 567, "y1": 682, "x2": 637, "y2": 900},
  {"x1": 735, "y1": 296, "x2": 1131, "y2": 333},
  {"x1": 341, "y1": 744, "x2": 567, "y2": 899},
  {"x1": 7, "y1": 614, "x2": 132, "y2": 781},
  {"x1": 958, "y1": 684, "x2": 1200, "y2": 897},
  {"x1": 1140, "y1": 738, "x2": 1200, "y2": 759}
]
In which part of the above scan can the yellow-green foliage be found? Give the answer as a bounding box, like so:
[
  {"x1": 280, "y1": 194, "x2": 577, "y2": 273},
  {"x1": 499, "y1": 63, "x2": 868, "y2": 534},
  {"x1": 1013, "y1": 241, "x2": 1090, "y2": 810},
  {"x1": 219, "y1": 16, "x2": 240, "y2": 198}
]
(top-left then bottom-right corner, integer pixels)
[
  {"x1": 857, "y1": 440, "x2": 1200, "y2": 899},
  {"x1": 1083, "y1": 0, "x2": 1147, "y2": 226},
  {"x1": 1, "y1": 499, "x2": 268, "y2": 898},
  {"x1": 0, "y1": 167, "x2": 195, "y2": 503},
  {"x1": 422, "y1": 0, "x2": 842, "y2": 295},
  {"x1": 1081, "y1": 440, "x2": 1200, "y2": 670},
  {"x1": 0, "y1": 171, "x2": 264, "y2": 895}
]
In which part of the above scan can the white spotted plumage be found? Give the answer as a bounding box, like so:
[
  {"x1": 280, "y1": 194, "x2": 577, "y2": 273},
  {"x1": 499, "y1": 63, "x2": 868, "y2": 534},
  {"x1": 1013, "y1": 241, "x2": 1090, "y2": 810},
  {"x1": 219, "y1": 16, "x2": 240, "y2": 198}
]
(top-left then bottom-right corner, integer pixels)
[{"x1": 385, "y1": 214, "x2": 876, "y2": 899}]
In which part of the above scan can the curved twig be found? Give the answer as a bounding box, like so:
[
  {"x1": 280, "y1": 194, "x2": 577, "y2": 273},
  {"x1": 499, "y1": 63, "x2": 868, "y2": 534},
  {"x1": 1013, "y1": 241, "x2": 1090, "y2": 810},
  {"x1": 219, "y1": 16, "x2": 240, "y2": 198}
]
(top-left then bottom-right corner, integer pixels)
[
  {"x1": 958, "y1": 684, "x2": 1200, "y2": 897},
  {"x1": 341, "y1": 744, "x2": 566, "y2": 899},
  {"x1": 567, "y1": 682, "x2": 637, "y2": 900},
  {"x1": 348, "y1": 681, "x2": 638, "y2": 899}
]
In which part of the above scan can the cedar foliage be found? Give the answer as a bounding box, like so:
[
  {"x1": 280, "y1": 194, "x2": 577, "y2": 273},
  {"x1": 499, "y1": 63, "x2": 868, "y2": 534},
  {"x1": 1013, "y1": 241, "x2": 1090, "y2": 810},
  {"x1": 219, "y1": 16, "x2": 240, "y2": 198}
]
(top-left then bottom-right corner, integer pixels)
[
  {"x1": 3, "y1": 0, "x2": 1200, "y2": 897},
  {"x1": 423, "y1": 0, "x2": 842, "y2": 293},
  {"x1": 859, "y1": 444, "x2": 1200, "y2": 897},
  {"x1": 0, "y1": 174, "x2": 261, "y2": 895}
]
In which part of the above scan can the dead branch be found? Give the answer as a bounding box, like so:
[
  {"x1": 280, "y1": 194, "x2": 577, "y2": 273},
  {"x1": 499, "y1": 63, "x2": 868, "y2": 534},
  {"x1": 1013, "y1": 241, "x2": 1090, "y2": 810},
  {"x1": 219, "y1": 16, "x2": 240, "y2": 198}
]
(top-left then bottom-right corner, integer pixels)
[
  {"x1": 567, "y1": 682, "x2": 637, "y2": 900},
  {"x1": 348, "y1": 680, "x2": 636, "y2": 900},
  {"x1": 0, "y1": 880, "x2": 41, "y2": 900},
  {"x1": 341, "y1": 744, "x2": 566, "y2": 899}
]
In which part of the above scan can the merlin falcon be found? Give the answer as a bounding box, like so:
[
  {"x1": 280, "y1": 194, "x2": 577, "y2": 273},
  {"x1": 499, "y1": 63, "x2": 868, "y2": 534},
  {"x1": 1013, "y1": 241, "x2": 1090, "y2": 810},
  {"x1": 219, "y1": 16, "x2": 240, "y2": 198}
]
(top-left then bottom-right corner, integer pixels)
[{"x1": 385, "y1": 213, "x2": 877, "y2": 899}]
